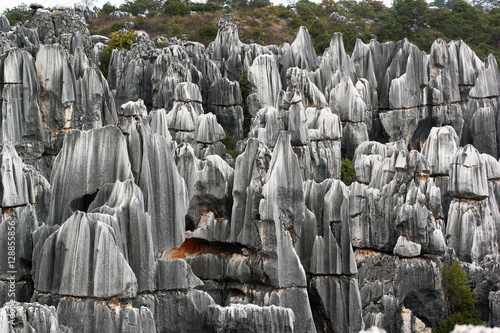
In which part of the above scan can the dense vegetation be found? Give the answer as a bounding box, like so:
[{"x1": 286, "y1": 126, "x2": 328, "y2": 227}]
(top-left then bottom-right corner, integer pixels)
[
  {"x1": 433, "y1": 262, "x2": 484, "y2": 333},
  {"x1": 3, "y1": 0, "x2": 500, "y2": 62}
]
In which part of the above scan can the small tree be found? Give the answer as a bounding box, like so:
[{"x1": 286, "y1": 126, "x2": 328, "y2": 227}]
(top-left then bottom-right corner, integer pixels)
[
  {"x1": 433, "y1": 262, "x2": 484, "y2": 333},
  {"x1": 164, "y1": 0, "x2": 191, "y2": 16},
  {"x1": 341, "y1": 158, "x2": 355, "y2": 185},
  {"x1": 100, "y1": 30, "x2": 136, "y2": 78}
]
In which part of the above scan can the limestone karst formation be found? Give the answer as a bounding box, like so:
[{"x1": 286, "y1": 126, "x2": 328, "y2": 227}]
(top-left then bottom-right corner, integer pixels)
[{"x1": 0, "y1": 8, "x2": 500, "y2": 333}]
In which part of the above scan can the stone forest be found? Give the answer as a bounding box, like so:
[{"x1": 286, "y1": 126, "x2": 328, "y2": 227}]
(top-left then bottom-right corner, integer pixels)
[{"x1": 0, "y1": 3, "x2": 499, "y2": 333}]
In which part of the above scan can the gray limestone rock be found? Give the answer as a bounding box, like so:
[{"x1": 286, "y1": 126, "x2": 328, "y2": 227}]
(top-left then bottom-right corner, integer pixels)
[
  {"x1": 155, "y1": 258, "x2": 203, "y2": 291},
  {"x1": 447, "y1": 199, "x2": 499, "y2": 264},
  {"x1": 35, "y1": 211, "x2": 138, "y2": 298},
  {"x1": 0, "y1": 302, "x2": 67, "y2": 332},
  {"x1": 280, "y1": 26, "x2": 319, "y2": 87},
  {"x1": 119, "y1": 99, "x2": 148, "y2": 119},
  {"x1": 247, "y1": 54, "x2": 282, "y2": 116},
  {"x1": 148, "y1": 108, "x2": 172, "y2": 142},
  {"x1": 195, "y1": 113, "x2": 225, "y2": 144},
  {"x1": 1, "y1": 142, "x2": 35, "y2": 207},
  {"x1": 449, "y1": 144, "x2": 489, "y2": 199},
  {"x1": 229, "y1": 138, "x2": 270, "y2": 246},
  {"x1": 207, "y1": 77, "x2": 244, "y2": 139},
  {"x1": 174, "y1": 144, "x2": 233, "y2": 229},
  {"x1": 357, "y1": 252, "x2": 445, "y2": 331},
  {"x1": 248, "y1": 106, "x2": 285, "y2": 148},
  {"x1": 56, "y1": 298, "x2": 155, "y2": 333},
  {"x1": 469, "y1": 107, "x2": 498, "y2": 158},
  {"x1": 469, "y1": 55, "x2": 500, "y2": 99},
  {"x1": 26, "y1": 9, "x2": 55, "y2": 44},
  {"x1": 393, "y1": 236, "x2": 421, "y2": 257},
  {"x1": 88, "y1": 179, "x2": 156, "y2": 293},
  {"x1": 309, "y1": 276, "x2": 364, "y2": 333},
  {"x1": 208, "y1": 14, "x2": 243, "y2": 81},
  {"x1": 0, "y1": 205, "x2": 37, "y2": 280},
  {"x1": 421, "y1": 126, "x2": 460, "y2": 176},
  {"x1": 330, "y1": 76, "x2": 367, "y2": 123},
  {"x1": 311, "y1": 32, "x2": 356, "y2": 94},
  {"x1": 268, "y1": 287, "x2": 317, "y2": 333},
  {"x1": 0, "y1": 48, "x2": 45, "y2": 158},
  {"x1": 0, "y1": 15, "x2": 10, "y2": 33},
  {"x1": 428, "y1": 38, "x2": 460, "y2": 105},
  {"x1": 204, "y1": 304, "x2": 294, "y2": 333},
  {"x1": 119, "y1": 118, "x2": 188, "y2": 252},
  {"x1": 154, "y1": 289, "x2": 215, "y2": 333},
  {"x1": 490, "y1": 290, "x2": 500, "y2": 327},
  {"x1": 47, "y1": 126, "x2": 134, "y2": 226}
]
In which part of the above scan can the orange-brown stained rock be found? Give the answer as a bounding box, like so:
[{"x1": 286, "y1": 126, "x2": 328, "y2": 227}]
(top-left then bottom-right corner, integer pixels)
[{"x1": 165, "y1": 239, "x2": 223, "y2": 260}]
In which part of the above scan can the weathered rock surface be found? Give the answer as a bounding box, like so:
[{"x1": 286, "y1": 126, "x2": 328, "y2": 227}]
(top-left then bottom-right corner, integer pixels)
[
  {"x1": 0, "y1": 302, "x2": 68, "y2": 332},
  {"x1": 204, "y1": 304, "x2": 294, "y2": 333},
  {"x1": 1, "y1": 11, "x2": 500, "y2": 333},
  {"x1": 35, "y1": 211, "x2": 138, "y2": 298},
  {"x1": 47, "y1": 126, "x2": 134, "y2": 226}
]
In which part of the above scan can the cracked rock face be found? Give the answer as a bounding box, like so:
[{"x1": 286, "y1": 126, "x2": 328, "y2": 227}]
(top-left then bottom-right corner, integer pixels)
[{"x1": 1, "y1": 10, "x2": 500, "y2": 333}]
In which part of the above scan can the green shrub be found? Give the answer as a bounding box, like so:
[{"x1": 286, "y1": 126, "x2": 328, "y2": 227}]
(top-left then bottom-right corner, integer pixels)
[
  {"x1": 3, "y1": 4, "x2": 32, "y2": 25},
  {"x1": 239, "y1": 71, "x2": 252, "y2": 137},
  {"x1": 314, "y1": 34, "x2": 330, "y2": 55},
  {"x1": 252, "y1": 28, "x2": 263, "y2": 38},
  {"x1": 100, "y1": 30, "x2": 136, "y2": 78},
  {"x1": 111, "y1": 22, "x2": 125, "y2": 32},
  {"x1": 135, "y1": 16, "x2": 146, "y2": 30},
  {"x1": 164, "y1": 0, "x2": 191, "y2": 16},
  {"x1": 200, "y1": 25, "x2": 219, "y2": 40},
  {"x1": 341, "y1": 158, "x2": 355, "y2": 185},
  {"x1": 433, "y1": 262, "x2": 485, "y2": 333},
  {"x1": 289, "y1": 17, "x2": 307, "y2": 29}
]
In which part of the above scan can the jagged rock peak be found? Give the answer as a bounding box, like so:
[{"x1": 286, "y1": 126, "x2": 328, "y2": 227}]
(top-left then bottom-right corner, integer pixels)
[{"x1": 280, "y1": 26, "x2": 319, "y2": 86}]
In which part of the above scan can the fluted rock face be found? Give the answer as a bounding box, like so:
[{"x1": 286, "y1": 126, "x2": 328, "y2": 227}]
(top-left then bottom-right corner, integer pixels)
[
  {"x1": 152, "y1": 45, "x2": 201, "y2": 110},
  {"x1": 2, "y1": 13, "x2": 500, "y2": 333},
  {"x1": 280, "y1": 26, "x2": 319, "y2": 87},
  {"x1": 119, "y1": 118, "x2": 188, "y2": 252},
  {"x1": 56, "y1": 298, "x2": 156, "y2": 333},
  {"x1": 449, "y1": 144, "x2": 489, "y2": 199},
  {"x1": 0, "y1": 49, "x2": 44, "y2": 158},
  {"x1": 421, "y1": 126, "x2": 460, "y2": 176},
  {"x1": 469, "y1": 107, "x2": 498, "y2": 158},
  {"x1": 1, "y1": 142, "x2": 35, "y2": 207},
  {"x1": 154, "y1": 290, "x2": 215, "y2": 333},
  {"x1": 447, "y1": 199, "x2": 499, "y2": 264},
  {"x1": 204, "y1": 304, "x2": 294, "y2": 333},
  {"x1": 195, "y1": 113, "x2": 226, "y2": 144},
  {"x1": 247, "y1": 54, "x2": 282, "y2": 116},
  {"x1": 47, "y1": 126, "x2": 134, "y2": 226},
  {"x1": 0, "y1": 302, "x2": 68, "y2": 333},
  {"x1": 35, "y1": 211, "x2": 138, "y2": 298},
  {"x1": 0, "y1": 205, "x2": 37, "y2": 280},
  {"x1": 357, "y1": 252, "x2": 445, "y2": 332},
  {"x1": 174, "y1": 144, "x2": 233, "y2": 229},
  {"x1": 208, "y1": 14, "x2": 243, "y2": 81},
  {"x1": 350, "y1": 142, "x2": 446, "y2": 255},
  {"x1": 0, "y1": 15, "x2": 10, "y2": 33},
  {"x1": 88, "y1": 180, "x2": 156, "y2": 293},
  {"x1": 490, "y1": 291, "x2": 500, "y2": 327},
  {"x1": 312, "y1": 32, "x2": 356, "y2": 94},
  {"x1": 207, "y1": 77, "x2": 244, "y2": 138}
]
